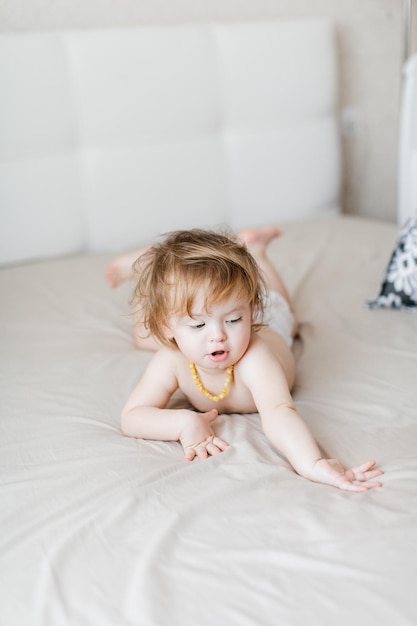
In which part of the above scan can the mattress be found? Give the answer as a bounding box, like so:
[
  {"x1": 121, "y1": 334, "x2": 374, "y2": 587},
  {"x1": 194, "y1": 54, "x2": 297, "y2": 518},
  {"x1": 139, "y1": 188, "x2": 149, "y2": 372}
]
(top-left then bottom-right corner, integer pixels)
[{"x1": 1, "y1": 215, "x2": 416, "y2": 625}]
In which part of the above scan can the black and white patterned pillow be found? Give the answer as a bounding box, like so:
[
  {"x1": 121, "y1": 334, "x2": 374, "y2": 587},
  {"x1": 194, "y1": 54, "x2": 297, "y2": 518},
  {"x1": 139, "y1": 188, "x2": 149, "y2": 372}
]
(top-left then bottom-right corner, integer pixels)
[{"x1": 367, "y1": 216, "x2": 417, "y2": 309}]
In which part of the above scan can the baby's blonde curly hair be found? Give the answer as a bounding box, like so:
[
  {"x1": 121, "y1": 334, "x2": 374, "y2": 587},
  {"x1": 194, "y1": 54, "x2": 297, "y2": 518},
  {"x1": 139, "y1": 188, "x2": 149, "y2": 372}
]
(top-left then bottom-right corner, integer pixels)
[{"x1": 131, "y1": 228, "x2": 267, "y2": 348}]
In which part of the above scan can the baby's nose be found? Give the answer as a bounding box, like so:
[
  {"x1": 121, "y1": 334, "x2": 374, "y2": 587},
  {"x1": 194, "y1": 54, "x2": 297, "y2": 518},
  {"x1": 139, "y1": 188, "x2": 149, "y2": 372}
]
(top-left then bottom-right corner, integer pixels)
[{"x1": 210, "y1": 325, "x2": 226, "y2": 341}]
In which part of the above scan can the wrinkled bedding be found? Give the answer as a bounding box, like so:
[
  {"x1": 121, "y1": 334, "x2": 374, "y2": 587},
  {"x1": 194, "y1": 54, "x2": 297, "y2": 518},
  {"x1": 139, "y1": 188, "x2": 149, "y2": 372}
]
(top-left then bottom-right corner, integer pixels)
[{"x1": 1, "y1": 216, "x2": 417, "y2": 626}]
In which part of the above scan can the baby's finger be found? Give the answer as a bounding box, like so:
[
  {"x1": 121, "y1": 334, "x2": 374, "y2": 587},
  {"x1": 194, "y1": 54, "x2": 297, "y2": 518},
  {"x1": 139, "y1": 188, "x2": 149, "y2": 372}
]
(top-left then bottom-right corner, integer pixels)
[
  {"x1": 205, "y1": 441, "x2": 223, "y2": 456},
  {"x1": 206, "y1": 438, "x2": 229, "y2": 456},
  {"x1": 351, "y1": 461, "x2": 383, "y2": 482},
  {"x1": 183, "y1": 447, "x2": 196, "y2": 462},
  {"x1": 359, "y1": 469, "x2": 384, "y2": 482},
  {"x1": 339, "y1": 479, "x2": 382, "y2": 493},
  {"x1": 203, "y1": 409, "x2": 219, "y2": 424},
  {"x1": 195, "y1": 444, "x2": 209, "y2": 461},
  {"x1": 339, "y1": 476, "x2": 382, "y2": 491},
  {"x1": 361, "y1": 480, "x2": 383, "y2": 489},
  {"x1": 212, "y1": 437, "x2": 229, "y2": 451},
  {"x1": 340, "y1": 482, "x2": 369, "y2": 492},
  {"x1": 352, "y1": 459, "x2": 378, "y2": 473}
]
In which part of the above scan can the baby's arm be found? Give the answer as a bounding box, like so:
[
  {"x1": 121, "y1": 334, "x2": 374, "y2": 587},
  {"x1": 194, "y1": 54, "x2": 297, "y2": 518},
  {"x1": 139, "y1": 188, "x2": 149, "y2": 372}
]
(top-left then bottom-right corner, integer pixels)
[
  {"x1": 121, "y1": 350, "x2": 229, "y2": 460},
  {"x1": 243, "y1": 346, "x2": 383, "y2": 491}
]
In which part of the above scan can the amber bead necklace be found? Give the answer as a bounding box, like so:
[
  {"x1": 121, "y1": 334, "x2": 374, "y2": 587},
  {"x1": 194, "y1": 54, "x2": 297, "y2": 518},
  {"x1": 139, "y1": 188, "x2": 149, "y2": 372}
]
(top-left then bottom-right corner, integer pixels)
[{"x1": 189, "y1": 362, "x2": 234, "y2": 402}]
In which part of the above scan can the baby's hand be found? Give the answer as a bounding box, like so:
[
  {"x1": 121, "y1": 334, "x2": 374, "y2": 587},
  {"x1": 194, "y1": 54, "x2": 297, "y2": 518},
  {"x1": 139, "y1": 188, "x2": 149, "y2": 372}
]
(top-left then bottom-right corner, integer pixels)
[
  {"x1": 179, "y1": 409, "x2": 229, "y2": 462},
  {"x1": 306, "y1": 458, "x2": 383, "y2": 492}
]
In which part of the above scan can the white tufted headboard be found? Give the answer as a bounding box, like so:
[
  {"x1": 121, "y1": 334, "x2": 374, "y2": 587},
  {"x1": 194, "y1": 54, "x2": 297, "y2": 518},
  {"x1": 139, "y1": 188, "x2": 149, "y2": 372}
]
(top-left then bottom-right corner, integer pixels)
[{"x1": 0, "y1": 19, "x2": 341, "y2": 265}]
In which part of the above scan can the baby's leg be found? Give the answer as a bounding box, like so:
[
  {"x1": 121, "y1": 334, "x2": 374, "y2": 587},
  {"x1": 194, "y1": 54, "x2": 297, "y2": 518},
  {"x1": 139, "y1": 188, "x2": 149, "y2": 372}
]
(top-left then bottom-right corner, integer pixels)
[
  {"x1": 239, "y1": 226, "x2": 298, "y2": 337},
  {"x1": 238, "y1": 226, "x2": 291, "y2": 301},
  {"x1": 105, "y1": 246, "x2": 150, "y2": 288},
  {"x1": 106, "y1": 244, "x2": 160, "y2": 349}
]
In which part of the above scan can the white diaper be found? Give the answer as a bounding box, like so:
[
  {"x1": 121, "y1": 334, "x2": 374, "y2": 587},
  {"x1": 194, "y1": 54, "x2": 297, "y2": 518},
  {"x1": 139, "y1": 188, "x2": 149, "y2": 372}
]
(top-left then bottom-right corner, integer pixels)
[{"x1": 257, "y1": 290, "x2": 294, "y2": 347}]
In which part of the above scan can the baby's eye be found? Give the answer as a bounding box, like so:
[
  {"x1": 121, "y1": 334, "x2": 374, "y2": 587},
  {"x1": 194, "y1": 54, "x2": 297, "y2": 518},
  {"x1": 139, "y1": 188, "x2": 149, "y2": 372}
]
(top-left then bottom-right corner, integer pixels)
[
  {"x1": 191, "y1": 322, "x2": 205, "y2": 330},
  {"x1": 227, "y1": 317, "x2": 242, "y2": 324}
]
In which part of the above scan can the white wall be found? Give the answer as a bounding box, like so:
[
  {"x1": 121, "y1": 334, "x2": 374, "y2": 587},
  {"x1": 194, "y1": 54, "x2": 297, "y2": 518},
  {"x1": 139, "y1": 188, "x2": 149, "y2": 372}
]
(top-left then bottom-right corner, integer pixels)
[{"x1": 0, "y1": 0, "x2": 409, "y2": 222}]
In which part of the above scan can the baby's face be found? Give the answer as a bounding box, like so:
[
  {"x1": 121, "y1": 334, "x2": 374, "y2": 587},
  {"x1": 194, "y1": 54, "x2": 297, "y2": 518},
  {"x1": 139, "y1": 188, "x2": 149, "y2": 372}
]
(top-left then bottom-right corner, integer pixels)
[{"x1": 166, "y1": 289, "x2": 253, "y2": 371}]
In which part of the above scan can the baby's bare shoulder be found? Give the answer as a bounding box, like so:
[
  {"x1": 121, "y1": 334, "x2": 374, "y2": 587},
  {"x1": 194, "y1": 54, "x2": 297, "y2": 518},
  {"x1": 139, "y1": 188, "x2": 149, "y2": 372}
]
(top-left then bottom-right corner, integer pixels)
[
  {"x1": 246, "y1": 328, "x2": 289, "y2": 357},
  {"x1": 239, "y1": 329, "x2": 295, "y2": 387},
  {"x1": 152, "y1": 346, "x2": 183, "y2": 369}
]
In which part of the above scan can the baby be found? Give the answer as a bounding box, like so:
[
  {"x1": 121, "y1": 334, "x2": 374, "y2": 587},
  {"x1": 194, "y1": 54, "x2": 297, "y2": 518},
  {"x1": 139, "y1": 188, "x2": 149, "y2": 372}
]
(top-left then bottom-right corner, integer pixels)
[{"x1": 107, "y1": 226, "x2": 383, "y2": 492}]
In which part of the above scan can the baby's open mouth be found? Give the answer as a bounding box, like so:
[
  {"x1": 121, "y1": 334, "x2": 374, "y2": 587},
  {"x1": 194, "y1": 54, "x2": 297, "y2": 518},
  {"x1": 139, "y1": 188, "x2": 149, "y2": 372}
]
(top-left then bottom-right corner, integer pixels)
[{"x1": 209, "y1": 350, "x2": 228, "y2": 362}]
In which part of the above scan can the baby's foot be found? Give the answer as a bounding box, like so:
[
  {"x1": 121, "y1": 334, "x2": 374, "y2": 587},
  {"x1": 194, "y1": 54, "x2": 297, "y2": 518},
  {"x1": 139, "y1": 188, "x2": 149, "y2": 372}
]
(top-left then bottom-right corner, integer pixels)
[
  {"x1": 238, "y1": 226, "x2": 282, "y2": 256},
  {"x1": 105, "y1": 249, "x2": 145, "y2": 288}
]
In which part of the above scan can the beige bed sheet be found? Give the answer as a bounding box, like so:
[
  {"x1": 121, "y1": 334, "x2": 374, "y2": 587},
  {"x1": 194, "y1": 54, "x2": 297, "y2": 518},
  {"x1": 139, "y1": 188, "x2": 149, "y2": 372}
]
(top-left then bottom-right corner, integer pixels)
[{"x1": 1, "y1": 216, "x2": 416, "y2": 626}]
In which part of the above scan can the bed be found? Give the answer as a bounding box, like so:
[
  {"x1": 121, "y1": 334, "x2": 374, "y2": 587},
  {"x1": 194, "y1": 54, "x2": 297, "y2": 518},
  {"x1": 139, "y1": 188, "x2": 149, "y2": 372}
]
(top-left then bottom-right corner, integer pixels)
[{"x1": 1, "y1": 20, "x2": 417, "y2": 626}]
